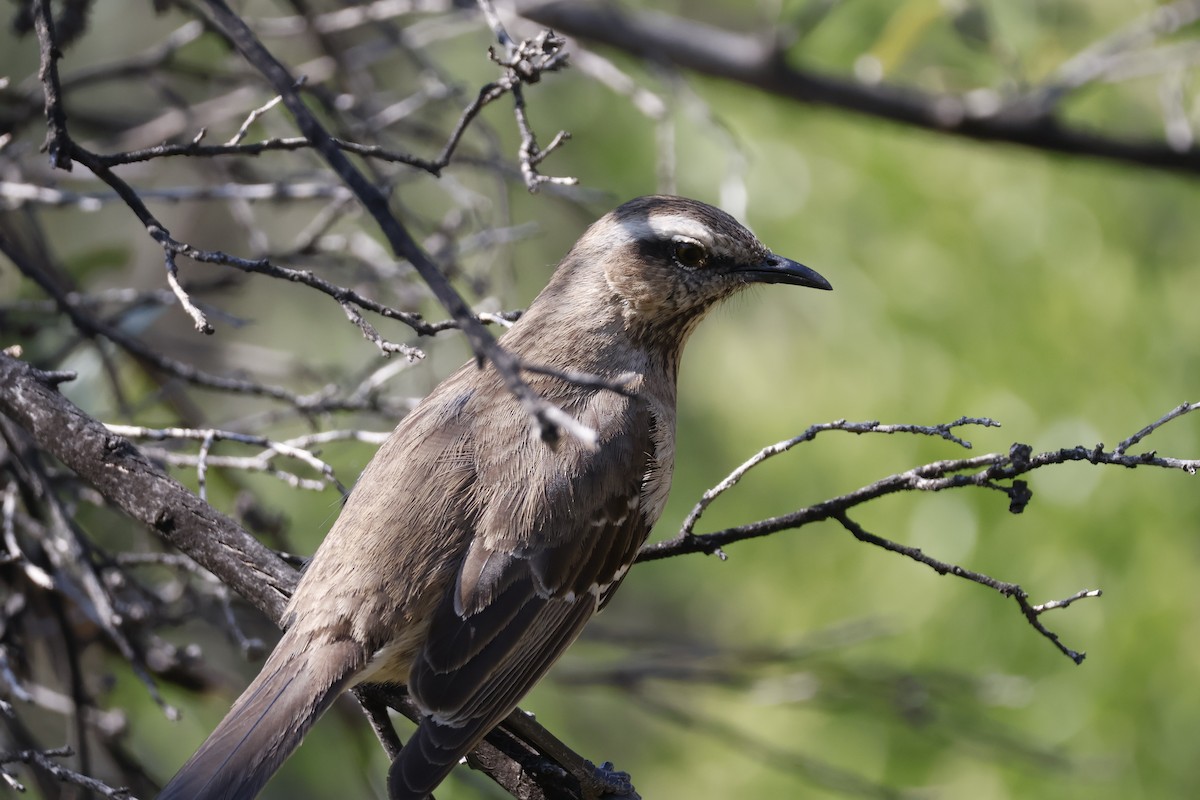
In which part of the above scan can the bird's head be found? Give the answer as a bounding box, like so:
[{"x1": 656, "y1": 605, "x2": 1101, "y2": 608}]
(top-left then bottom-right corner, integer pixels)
[{"x1": 549, "y1": 195, "x2": 831, "y2": 350}]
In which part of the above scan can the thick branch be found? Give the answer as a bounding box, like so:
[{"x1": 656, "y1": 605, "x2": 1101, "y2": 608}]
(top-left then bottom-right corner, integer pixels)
[
  {"x1": 0, "y1": 353, "x2": 294, "y2": 622},
  {"x1": 519, "y1": 1, "x2": 1200, "y2": 177}
]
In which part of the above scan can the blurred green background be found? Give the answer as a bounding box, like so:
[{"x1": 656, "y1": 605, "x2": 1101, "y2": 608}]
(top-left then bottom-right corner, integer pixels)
[{"x1": 5, "y1": 1, "x2": 1200, "y2": 799}]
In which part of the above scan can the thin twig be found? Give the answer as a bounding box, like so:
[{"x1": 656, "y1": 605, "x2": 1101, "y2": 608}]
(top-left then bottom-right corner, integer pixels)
[
  {"x1": 1115, "y1": 400, "x2": 1200, "y2": 455},
  {"x1": 642, "y1": 407, "x2": 1198, "y2": 663},
  {"x1": 480, "y1": 22, "x2": 577, "y2": 191},
  {"x1": 1032, "y1": 589, "x2": 1103, "y2": 614},
  {"x1": 679, "y1": 417, "x2": 1000, "y2": 538},
  {"x1": 196, "y1": 430, "x2": 216, "y2": 502},
  {"x1": 254, "y1": 0, "x2": 458, "y2": 38},
  {"x1": 104, "y1": 425, "x2": 391, "y2": 497},
  {"x1": 0, "y1": 178, "x2": 352, "y2": 206},
  {"x1": 200, "y1": 0, "x2": 599, "y2": 446},
  {"x1": 646, "y1": 405, "x2": 1200, "y2": 563},
  {"x1": 114, "y1": 551, "x2": 266, "y2": 658},
  {"x1": 226, "y1": 92, "x2": 286, "y2": 145},
  {"x1": 833, "y1": 513, "x2": 1090, "y2": 664},
  {"x1": 0, "y1": 747, "x2": 132, "y2": 798},
  {"x1": 340, "y1": 300, "x2": 424, "y2": 359},
  {"x1": 163, "y1": 251, "x2": 214, "y2": 334}
]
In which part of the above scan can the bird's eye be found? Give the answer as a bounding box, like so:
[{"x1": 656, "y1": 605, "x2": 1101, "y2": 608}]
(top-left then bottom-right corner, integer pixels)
[{"x1": 672, "y1": 240, "x2": 708, "y2": 268}]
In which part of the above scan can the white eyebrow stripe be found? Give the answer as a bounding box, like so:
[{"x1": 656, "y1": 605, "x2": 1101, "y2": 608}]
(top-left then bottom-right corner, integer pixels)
[
  {"x1": 620, "y1": 215, "x2": 750, "y2": 261},
  {"x1": 639, "y1": 214, "x2": 716, "y2": 243}
]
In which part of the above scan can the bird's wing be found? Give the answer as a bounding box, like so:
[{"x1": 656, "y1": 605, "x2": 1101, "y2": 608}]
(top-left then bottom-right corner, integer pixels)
[{"x1": 389, "y1": 388, "x2": 656, "y2": 798}]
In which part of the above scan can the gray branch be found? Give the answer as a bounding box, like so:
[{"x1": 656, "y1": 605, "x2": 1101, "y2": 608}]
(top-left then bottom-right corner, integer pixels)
[{"x1": 517, "y1": 0, "x2": 1200, "y2": 177}]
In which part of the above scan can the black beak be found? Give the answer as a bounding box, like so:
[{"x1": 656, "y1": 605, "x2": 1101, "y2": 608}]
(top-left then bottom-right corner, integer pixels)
[{"x1": 738, "y1": 254, "x2": 832, "y2": 291}]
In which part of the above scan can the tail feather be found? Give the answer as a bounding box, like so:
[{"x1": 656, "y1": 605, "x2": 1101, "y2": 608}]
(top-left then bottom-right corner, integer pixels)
[
  {"x1": 387, "y1": 718, "x2": 493, "y2": 800},
  {"x1": 159, "y1": 636, "x2": 363, "y2": 800}
]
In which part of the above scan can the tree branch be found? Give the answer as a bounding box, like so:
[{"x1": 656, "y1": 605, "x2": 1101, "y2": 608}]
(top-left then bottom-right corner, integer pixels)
[
  {"x1": 518, "y1": 0, "x2": 1200, "y2": 177},
  {"x1": 198, "y1": 0, "x2": 594, "y2": 447},
  {"x1": 642, "y1": 407, "x2": 1198, "y2": 663},
  {"x1": 0, "y1": 353, "x2": 295, "y2": 622},
  {"x1": 644, "y1": 407, "x2": 1200, "y2": 563}
]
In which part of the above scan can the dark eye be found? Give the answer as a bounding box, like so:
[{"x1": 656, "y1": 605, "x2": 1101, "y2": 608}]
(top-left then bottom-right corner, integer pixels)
[{"x1": 672, "y1": 240, "x2": 708, "y2": 268}]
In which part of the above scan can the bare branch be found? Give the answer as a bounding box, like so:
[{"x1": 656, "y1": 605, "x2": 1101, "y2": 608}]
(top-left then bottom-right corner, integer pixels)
[
  {"x1": 198, "y1": 0, "x2": 597, "y2": 446},
  {"x1": 1115, "y1": 400, "x2": 1200, "y2": 455},
  {"x1": 163, "y1": 251, "x2": 214, "y2": 335},
  {"x1": 339, "y1": 301, "x2": 424, "y2": 360},
  {"x1": 833, "y1": 513, "x2": 1088, "y2": 664},
  {"x1": 645, "y1": 404, "x2": 1200, "y2": 563},
  {"x1": 31, "y1": 0, "x2": 72, "y2": 170},
  {"x1": 486, "y1": 27, "x2": 578, "y2": 191},
  {"x1": 0, "y1": 178, "x2": 353, "y2": 206},
  {"x1": 0, "y1": 353, "x2": 296, "y2": 622},
  {"x1": 679, "y1": 417, "x2": 1000, "y2": 539},
  {"x1": 0, "y1": 747, "x2": 131, "y2": 799},
  {"x1": 644, "y1": 407, "x2": 1198, "y2": 662},
  {"x1": 104, "y1": 424, "x2": 390, "y2": 496},
  {"x1": 226, "y1": 92, "x2": 286, "y2": 145},
  {"x1": 519, "y1": 0, "x2": 1200, "y2": 177},
  {"x1": 1032, "y1": 589, "x2": 1103, "y2": 615}
]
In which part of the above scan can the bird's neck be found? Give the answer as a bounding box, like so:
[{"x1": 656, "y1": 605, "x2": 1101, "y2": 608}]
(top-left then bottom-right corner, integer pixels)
[
  {"x1": 505, "y1": 275, "x2": 683, "y2": 385},
  {"x1": 510, "y1": 267, "x2": 698, "y2": 383}
]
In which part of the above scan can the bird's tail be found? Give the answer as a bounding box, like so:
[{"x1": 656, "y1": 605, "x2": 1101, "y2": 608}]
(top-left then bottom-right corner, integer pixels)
[
  {"x1": 387, "y1": 717, "x2": 495, "y2": 800},
  {"x1": 158, "y1": 633, "x2": 364, "y2": 800}
]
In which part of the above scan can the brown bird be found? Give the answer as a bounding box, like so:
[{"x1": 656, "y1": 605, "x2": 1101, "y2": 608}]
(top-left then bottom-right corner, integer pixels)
[{"x1": 159, "y1": 195, "x2": 831, "y2": 800}]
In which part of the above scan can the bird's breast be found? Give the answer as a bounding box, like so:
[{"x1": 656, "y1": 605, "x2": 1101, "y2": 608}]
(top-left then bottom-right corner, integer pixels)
[{"x1": 640, "y1": 404, "x2": 675, "y2": 526}]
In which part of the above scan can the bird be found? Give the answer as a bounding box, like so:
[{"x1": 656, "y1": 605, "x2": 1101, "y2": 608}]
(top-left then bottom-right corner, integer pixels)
[{"x1": 159, "y1": 195, "x2": 831, "y2": 800}]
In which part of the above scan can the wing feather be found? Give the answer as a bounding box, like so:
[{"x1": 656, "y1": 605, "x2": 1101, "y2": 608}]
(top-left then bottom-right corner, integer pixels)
[{"x1": 395, "y1": 385, "x2": 657, "y2": 794}]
